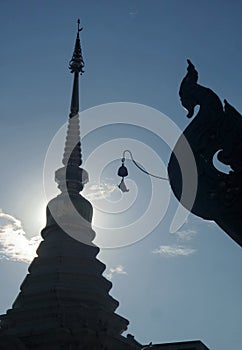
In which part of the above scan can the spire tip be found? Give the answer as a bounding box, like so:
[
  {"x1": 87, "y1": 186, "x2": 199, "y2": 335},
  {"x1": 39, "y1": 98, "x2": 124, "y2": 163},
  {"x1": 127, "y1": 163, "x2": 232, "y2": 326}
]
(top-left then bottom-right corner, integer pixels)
[{"x1": 77, "y1": 18, "x2": 83, "y2": 33}]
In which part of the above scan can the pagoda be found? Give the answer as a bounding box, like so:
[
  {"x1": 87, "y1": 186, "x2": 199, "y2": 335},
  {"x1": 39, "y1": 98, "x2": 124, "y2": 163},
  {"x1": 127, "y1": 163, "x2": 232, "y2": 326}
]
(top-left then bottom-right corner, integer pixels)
[{"x1": 0, "y1": 21, "x2": 141, "y2": 350}]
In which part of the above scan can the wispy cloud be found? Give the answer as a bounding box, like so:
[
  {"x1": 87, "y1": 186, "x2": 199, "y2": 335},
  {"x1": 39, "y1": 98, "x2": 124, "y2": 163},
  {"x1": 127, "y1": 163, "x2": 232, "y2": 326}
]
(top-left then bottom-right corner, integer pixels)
[
  {"x1": 129, "y1": 10, "x2": 138, "y2": 17},
  {"x1": 0, "y1": 210, "x2": 42, "y2": 263},
  {"x1": 173, "y1": 229, "x2": 197, "y2": 241},
  {"x1": 152, "y1": 245, "x2": 196, "y2": 257},
  {"x1": 84, "y1": 182, "x2": 116, "y2": 201},
  {"x1": 105, "y1": 265, "x2": 127, "y2": 280}
]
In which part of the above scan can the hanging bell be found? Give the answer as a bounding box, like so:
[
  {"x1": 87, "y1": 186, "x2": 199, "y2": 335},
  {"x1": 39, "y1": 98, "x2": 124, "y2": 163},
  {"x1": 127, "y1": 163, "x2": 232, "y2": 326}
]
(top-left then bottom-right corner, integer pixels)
[
  {"x1": 117, "y1": 158, "x2": 128, "y2": 178},
  {"x1": 117, "y1": 158, "x2": 129, "y2": 192}
]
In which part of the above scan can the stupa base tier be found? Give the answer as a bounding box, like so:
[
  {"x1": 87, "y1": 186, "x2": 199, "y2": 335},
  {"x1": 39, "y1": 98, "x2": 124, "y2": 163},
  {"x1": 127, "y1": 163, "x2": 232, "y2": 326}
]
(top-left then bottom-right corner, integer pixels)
[
  {"x1": 0, "y1": 327, "x2": 142, "y2": 350},
  {"x1": 14, "y1": 278, "x2": 116, "y2": 310},
  {"x1": 0, "y1": 298, "x2": 130, "y2": 338}
]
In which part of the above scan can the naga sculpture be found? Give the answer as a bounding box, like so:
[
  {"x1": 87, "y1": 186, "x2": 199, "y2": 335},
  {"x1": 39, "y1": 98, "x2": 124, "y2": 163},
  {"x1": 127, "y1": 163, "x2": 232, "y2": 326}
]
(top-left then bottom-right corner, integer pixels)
[{"x1": 168, "y1": 60, "x2": 242, "y2": 247}]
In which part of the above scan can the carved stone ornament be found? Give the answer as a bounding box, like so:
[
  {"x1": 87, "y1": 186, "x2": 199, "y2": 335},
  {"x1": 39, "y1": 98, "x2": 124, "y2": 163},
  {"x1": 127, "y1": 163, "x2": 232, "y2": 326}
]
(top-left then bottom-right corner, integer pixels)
[{"x1": 168, "y1": 60, "x2": 242, "y2": 247}]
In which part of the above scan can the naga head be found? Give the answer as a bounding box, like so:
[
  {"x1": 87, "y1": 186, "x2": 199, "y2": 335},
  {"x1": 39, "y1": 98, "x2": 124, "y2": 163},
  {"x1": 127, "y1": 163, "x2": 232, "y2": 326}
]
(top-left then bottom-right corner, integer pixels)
[{"x1": 179, "y1": 59, "x2": 199, "y2": 118}]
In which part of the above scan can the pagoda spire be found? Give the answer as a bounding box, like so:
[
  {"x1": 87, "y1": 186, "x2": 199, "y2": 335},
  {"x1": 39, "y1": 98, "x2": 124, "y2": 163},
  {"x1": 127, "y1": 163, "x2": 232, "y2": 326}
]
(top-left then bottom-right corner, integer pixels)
[
  {"x1": 69, "y1": 18, "x2": 84, "y2": 116},
  {"x1": 56, "y1": 19, "x2": 88, "y2": 194}
]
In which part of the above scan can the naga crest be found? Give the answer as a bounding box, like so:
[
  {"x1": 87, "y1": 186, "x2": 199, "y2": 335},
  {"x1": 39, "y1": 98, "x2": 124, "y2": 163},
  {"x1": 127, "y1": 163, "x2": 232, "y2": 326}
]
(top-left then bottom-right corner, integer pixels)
[{"x1": 168, "y1": 60, "x2": 242, "y2": 247}]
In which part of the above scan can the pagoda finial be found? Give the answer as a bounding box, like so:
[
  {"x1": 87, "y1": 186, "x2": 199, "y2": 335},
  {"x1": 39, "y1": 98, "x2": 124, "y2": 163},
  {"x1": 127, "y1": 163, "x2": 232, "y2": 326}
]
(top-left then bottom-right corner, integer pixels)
[
  {"x1": 69, "y1": 19, "x2": 84, "y2": 75},
  {"x1": 77, "y1": 18, "x2": 82, "y2": 32},
  {"x1": 68, "y1": 20, "x2": 84, "y2": 117}
]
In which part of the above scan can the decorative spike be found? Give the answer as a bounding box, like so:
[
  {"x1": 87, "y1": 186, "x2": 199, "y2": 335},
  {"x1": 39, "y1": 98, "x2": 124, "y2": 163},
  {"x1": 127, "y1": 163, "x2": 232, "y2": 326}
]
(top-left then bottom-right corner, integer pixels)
[
  {"x1": 69, "y1": 19, "x2": 84, "y2": 74},
  {"x1": 69, "y1": 20, "x2": 84, "y2": 116}
]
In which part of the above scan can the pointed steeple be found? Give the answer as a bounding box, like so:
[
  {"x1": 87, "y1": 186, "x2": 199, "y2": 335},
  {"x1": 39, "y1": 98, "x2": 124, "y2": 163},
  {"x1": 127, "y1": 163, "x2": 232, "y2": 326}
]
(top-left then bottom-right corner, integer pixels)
[
  {"x1": 56, "y1": 19, "x2": 88, "y2": 195},
  {"x1": 69, "y1": 19, "x2": 84, "y2": 75},
  {"x1": 69, "y1": 19, "x2": 84, "y2": 116}
]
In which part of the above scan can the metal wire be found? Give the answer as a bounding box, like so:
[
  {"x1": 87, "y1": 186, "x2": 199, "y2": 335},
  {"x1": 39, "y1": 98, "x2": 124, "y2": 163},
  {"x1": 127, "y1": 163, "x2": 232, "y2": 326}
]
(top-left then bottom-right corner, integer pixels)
[{"x1": 122, "y1": 150, "x2": 169, "y2": 181}]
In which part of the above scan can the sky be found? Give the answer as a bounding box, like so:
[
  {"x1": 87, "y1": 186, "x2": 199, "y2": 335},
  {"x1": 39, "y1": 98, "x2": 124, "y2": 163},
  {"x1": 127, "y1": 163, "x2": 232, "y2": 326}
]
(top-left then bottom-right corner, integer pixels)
[{"x1": 0, "y1": 0, "x2": 242, "y2": 349}]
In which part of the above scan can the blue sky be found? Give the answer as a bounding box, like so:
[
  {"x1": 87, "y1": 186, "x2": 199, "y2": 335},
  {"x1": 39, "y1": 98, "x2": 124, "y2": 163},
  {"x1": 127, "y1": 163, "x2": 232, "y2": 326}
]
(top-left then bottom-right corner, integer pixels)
[{"x1": 0, "y1": 1, "x2": 242, "y2": 349}]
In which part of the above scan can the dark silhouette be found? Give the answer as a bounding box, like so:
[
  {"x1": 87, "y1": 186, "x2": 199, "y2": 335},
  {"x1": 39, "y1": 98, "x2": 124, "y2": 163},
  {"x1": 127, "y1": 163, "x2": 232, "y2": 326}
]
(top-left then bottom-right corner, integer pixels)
[{"x1": 169, "y1": 60, "x2": 242, "y2": 247}]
